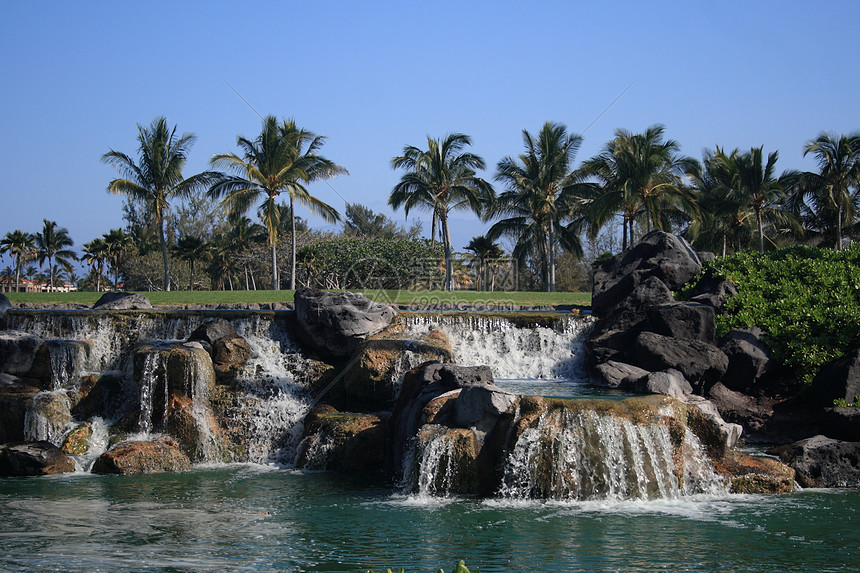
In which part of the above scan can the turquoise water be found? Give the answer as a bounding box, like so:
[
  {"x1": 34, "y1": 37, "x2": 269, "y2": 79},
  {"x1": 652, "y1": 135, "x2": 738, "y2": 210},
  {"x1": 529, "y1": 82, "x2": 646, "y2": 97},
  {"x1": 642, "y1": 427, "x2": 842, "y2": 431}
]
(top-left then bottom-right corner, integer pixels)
[{"x1": 1, "y1": 466, "x2": 857, "y2": 572}]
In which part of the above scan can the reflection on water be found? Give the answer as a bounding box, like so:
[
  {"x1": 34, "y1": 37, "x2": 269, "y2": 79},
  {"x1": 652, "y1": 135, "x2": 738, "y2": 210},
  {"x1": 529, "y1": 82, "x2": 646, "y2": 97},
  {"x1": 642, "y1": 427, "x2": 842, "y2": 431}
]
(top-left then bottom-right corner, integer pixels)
[
  {"x1": 494, "y1": 377, "x2": 627, "y2": 399},
  {"x1": 1, "y1": 467, "x2": 858, "y2": 572}
]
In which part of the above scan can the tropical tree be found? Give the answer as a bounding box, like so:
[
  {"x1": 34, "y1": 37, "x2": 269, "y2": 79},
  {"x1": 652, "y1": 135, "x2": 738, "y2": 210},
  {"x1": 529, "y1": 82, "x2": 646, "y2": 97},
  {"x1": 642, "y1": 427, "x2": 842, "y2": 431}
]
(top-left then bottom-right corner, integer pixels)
[
  {"x1": 34, "y1": 220, "x2": 76, "y2": 292},
  {"x1": 0, "y1": 229, "x2": 35, "y2": 293},
  {"x1": 390, "y1": 133, "x2": 494, "y2": 290},
  {"x1": 82, "y1": 237, "x2": 109, "y2": 292},
  {"x1": 581, "y1": 125, "x2": 697, "y2": 250},
  {"x1": 209, "y1": 116, "x2": 346, "y2": 290},
  {"x1": 172, "y1": 235, "x2": 209, "y2": 290},
  {"x1": 488, "y1": 122, "x2": 593, "y2": 292},
  {"x1": 786, "y1": 133, "x2": 860, "y2": 250},
  {"x1": 102, "y1": 116, "x2": 216, "y2": 291},
  {"x1": 464, "y1": 235, "x2": 504, "y2": 291},
  {"x1": 103, "y1": 228, "x2": 134, "y2": 289}
]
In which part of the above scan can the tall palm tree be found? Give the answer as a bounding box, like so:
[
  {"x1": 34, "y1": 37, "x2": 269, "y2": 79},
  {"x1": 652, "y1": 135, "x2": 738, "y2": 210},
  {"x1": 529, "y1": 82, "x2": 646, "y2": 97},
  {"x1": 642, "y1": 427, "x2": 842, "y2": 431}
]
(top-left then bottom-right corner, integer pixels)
[
  {"x1": 0, "y1": 229, "x2": 35, "y2": 293},
  {"x1": 581, "y1": 125, "x2": 697, "y2": 250},
  {"x1": 209, "y1": 116, "x2": 345, "y2": 290},
  {"x1": 228, "y1": 215, "x2": 266, "y2": 290},
  {"x1": 102, "y1": 117, "x2": 216, "y2": 291},
  {"x1": 712, "y1": 147, "x2": 798, "y2": 252},
  {"x1": 488, "y1": 122, "x2": 593, "y2": 292},
  {"x1": 103, "y1": 228, "x2": 134, "y2": 289},
  {"x1": 464, "y1": 235, "x2": 504, "y2": 291},
  {"x1": 390, "y1": 133, "x2": 494, "y2": 290},
  {"x1": 172, "y1": 235, "x2": 209, "y2": 290},
  {"x1": 787, "y1": 133, "x2": 860, "y2": 250},
  {"x1": 82, "y1": 237, "x2": 109, "y2": 292},
  {"x1": 34, "y1": 220, "x2": 76, "y2": 293}
]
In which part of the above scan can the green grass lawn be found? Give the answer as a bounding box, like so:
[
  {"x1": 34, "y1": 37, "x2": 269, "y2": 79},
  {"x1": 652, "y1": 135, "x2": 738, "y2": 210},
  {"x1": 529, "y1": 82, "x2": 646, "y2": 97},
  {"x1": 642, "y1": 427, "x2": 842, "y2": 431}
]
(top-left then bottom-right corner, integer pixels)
[{"x1": 4, "y1": 289, "x2": 591, "y2": 308}]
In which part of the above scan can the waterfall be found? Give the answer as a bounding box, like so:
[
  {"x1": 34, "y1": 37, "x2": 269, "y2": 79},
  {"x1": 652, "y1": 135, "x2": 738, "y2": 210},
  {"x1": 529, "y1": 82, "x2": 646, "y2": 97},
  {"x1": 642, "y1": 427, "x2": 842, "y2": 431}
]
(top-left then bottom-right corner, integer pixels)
[
  {"x1": 404, "y1": 314, "x2": 593, "y2": 380},
  {"x1": 498, "y1": 406, "x2": 726, "y2": 501}
]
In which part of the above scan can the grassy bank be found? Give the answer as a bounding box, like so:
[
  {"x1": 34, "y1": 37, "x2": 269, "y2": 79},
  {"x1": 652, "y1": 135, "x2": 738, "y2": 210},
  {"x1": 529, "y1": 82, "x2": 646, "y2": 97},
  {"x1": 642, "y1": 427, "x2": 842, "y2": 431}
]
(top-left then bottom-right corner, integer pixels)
[{"x1": 4, "y1": 289, "x2": 591, "y2": 308}]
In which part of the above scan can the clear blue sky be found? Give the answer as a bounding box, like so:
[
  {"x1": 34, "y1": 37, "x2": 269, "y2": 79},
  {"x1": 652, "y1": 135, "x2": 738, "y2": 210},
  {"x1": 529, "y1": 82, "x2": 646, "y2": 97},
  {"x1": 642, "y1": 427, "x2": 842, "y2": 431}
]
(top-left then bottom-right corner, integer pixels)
[{"x1": 1, "y1": 0, "x2": 858, "y2": 266}]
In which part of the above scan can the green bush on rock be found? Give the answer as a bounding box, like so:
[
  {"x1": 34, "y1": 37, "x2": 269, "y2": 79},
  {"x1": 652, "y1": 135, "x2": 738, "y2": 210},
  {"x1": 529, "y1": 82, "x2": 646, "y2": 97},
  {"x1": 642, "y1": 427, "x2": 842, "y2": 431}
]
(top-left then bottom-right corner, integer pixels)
[{"x1": 687, "y1": 245, "x2": 860, "y2": 385}]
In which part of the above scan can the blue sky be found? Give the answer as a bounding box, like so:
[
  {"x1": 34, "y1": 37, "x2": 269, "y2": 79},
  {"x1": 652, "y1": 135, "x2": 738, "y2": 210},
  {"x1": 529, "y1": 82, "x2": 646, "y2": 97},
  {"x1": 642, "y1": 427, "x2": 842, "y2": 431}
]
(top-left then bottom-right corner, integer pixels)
[{"x1": 1, "y1": 0, "x2": 858, "y2": 266}]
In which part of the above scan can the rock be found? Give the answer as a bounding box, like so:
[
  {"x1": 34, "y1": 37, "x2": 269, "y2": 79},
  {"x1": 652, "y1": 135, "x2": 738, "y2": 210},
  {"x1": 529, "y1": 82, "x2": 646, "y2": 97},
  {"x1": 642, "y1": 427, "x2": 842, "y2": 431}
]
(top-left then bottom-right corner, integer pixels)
[
  {"x1": 188, "y1": 318, "x2": 239, "y2": 346},
  {"x1": 165, "y1": 394, "x2": 226, "y2": 462},
  {"x1": 719, "y1": 328, "x2": 773, "y2": 392},
  {"x1": 339, "y1": 329, "x2": 453, "y2": 412},
  {"x1": 600, "y1": 276, "x2": 676, "y2": 333},
  {"x1": 25, "y1": 391, "x2": 72, "y2": 444},
  {"x1": 0, "y1": 331, "x2": 45, "y2": 377},
  {"x1": 592, "y1": 231, "x2": 702, "y2": 315},
  {"x1": 688, "y1": 267, "x2": 738, "y2": 313},
  {"x1": 592, "y1": 361, "x2": 650, "y2": 388},
  {"x1": 61, "y1": 422, "x2": 94, "y2": 456},
  {"x1": 454, "y1": 385, "x2": 517, "y2": 433},
  {"x1": 92, "y1": 291, "x2": 152, "y2": 310},
  {"x1": 295, "y1": 407, "x2": 387, "y2": 472},
  {"x1": 706, "y1": 382, "x2": 773, "y2": 435},
  {"x1": 91, "y1": 437, "x2": 192, "y2": 474},
  {"x1": 631, "y1": 331, "x2": 729, "y2": 393},
  {"x1": 810, "y1": 348, "x2": 860, "y2": 408},
  {"x1": 407, "y1": 425, "x2": 482, "y2": 495},
  {"x1": 27, "y1": 339, "x2": 93, "y2": 390},
  {"x1": 633, "y1": 369, "x2": 693, "y2": 400},
  {"x1": 70, "y1": 372, "x2": 125, "y2": 421},
  {"x1": 768, "y1": 435, "x2": 860, "y2": 488},
  {"x1": 820, "y1": 407, "x2": 860, "y2": 441},
  {"x1": 294, "y1": 287, "x2": 397, "y2": 357},
  {"x1": 187, "y1": 319, "x2": 251, "y2": 383},
  {"x1": 682, "y1": 394, "x2": 743, "y2": 456},
  {"x1": 0, "y1": 441, "x2": 76, "y2": 476},
  {"x1": 0, "y1": 292, "x2": 11, "y2": 319},
  {"x1": 715, "y1": 450, "x2": 795, "y2": 494},
  {"x1": 645, "y1": 301, "x2": 715, "y2": 342}
]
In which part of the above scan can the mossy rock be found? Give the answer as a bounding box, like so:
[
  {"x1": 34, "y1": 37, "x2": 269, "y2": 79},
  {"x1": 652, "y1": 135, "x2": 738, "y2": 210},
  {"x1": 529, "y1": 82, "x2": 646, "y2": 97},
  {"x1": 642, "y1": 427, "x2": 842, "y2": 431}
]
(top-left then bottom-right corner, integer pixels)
[
  {"x1": 61, "y1": 422, "x2": 94, "y2": 456},
  {"x1": 296, "y1": 407, "x2": 387, "y2": 472}
]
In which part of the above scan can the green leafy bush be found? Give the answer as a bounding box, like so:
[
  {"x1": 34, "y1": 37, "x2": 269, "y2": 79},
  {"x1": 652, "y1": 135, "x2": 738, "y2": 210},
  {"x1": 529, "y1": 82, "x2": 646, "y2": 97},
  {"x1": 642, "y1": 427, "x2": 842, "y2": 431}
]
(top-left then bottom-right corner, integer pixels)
[{"x1": 690, "y1": 244, "x2": 860, "y2": 385}]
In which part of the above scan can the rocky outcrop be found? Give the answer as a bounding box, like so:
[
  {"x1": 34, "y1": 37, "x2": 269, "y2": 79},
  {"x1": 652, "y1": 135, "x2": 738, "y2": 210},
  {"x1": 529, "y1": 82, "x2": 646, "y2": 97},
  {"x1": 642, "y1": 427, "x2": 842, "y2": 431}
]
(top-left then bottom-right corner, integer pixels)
[
  {"x1": 715, "y1": 450, "x2": 795, "y2": 494},
  {"x1": 91, "y1": 437, "x2": 192, "y2": 474},
  {"x1": 0, "y1": 441, "x2": 76, "y2": 476},
  {"x1": 294, "y1": 287, "x2": 397, "y2": 358},
  {"x1": 768, "y1": 435, "x2": 860, "y2": 488},
  {"x1": 810, "y1": 348, "x2": 860, "y2": 408},
  {"x1": 295, "y1": 406, "x2": 387, "y2": 472},
  {"x1": 0, "y1": 292, "x2": 11, "y2": 319},
  {"x1": 0, "y1": 331, "x2": 45, "y2": 378},
  {"x1": 92, "y1": 291, "x2": 153, "y2": 310},
  {"x1": 646, "y1": 301, "x2": 715, "y2": 342},
  {"x1": 592, "y1": 361, "x2": 650, "y2": 389},
  {"x1": 631, "y1": 332, "x2": 728, "y2": 393},
  {"x1": 687, "y1": 267, "x2": 738, "y2": 313},
  {"x1": 187, "y1": 319, "x2": 251, "y2": 383}
]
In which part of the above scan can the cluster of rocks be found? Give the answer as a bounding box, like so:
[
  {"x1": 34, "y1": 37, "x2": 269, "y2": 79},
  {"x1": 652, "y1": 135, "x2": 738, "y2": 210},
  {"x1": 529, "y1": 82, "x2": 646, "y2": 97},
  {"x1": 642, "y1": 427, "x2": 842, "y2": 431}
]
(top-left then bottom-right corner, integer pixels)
[{"x1": 586, "y1": 230, "x2": 860, "y2": 488}]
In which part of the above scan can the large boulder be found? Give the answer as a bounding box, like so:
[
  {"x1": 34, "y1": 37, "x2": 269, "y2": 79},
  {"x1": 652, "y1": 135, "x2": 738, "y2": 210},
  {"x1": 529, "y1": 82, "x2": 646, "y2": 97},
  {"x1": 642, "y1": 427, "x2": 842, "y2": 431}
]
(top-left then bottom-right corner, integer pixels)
[
  {"x1": 187, "y1": 319, "x2": 250, "y2": 383},
  {"x1": 295, "y1": 406, "x2": 387, "y2": 472},
  {"x1": 92, "y1": 292, "x2": 152, "y2": 310},
  {"x1": 820, "y1": 407, "x2": 860, "y2": 442},
  {"x1": 600, "y1": 276, "x2": 676, "y2": 333},
  {"x1": 294, "y1": 287, "x2": 397, "y2": 357},
  {"x1": 768, "y1": 435, "x2": 860, "y2": 488},
  {"x1": 810, "y1": 348, "x2": 860, "y2": 408},
  {"x1": 687, "y1": 267, "x2": 738, "y2": 313},
  {"x1": 706, "y1": 382, "x2": 773, "y2": 436},
  {"x1": 592, "y1": 361, "x2": 650, "y2": 389},
  {"x1": 91, "y1": 437, "x2": 192, "y2": 474},
  {"x1": 633, "y1": 369, "x2": 693, "y2": 400},
  {"x1": 631, "y1": 331, "x2": 729, "y2": 393},
  {"x1": 592, "y1": 231, "x2": 702, "y2": 315},
  {"x1": 0, "y1": 331, "x2": 45, "y2": 377},
  {"x1": 718, "y1": 328, "x2": 773, "y2": 392},
  {"x1": 715, "y1": 450, "x2": 795, "y2": 494},
  {"x1": 645, "y1": 301, "x2": 715, "y2": 343},
  {"x1": 0, "y1": 441, "x2": 76, "y2": 476},
  {"x1": 0, "y1": 292, "x2": 11, "y2": 319}
]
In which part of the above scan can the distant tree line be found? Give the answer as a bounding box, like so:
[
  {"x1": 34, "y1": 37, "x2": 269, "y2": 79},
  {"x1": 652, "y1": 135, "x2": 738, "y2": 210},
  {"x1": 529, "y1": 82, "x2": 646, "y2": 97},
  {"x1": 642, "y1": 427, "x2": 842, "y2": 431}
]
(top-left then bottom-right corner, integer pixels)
[{"x1": 2, "y1": 117, "x2": 858, "y2": 293}]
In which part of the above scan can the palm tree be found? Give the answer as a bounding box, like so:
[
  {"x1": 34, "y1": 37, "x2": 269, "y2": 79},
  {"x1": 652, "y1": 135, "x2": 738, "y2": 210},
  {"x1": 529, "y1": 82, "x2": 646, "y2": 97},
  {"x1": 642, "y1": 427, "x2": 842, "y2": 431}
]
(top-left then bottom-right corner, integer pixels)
[
  {"x1": 712, "y1": 147, "x2": 798, "y2": 252},
  {"x1": 34, "y1": 220, "x2": 76, "y2": 293},
  {"x1": 786, "y1": 133, "x2": 860, "y2": 250},
  {"x1": 172, "y1": 235, "x2": 209, "y2": 290},
  {"x1": 102, "y1": 117, "x2": 216, "y2": 291},
  {"x1": 82, "y1": 237, "x2": 109, "y2": 292},
  {"x1": 390, "y1": 133, "x2": 494, "y2": 290},
  {"x1": 209, "y1": 116, "x2": 345, "y2": 290},
  {"x1": 228, "y1": 215, "x2": 266, "y2": 290},
  {"x1": 0, "y1": 229, "x2": 35, "y2": 293},
  {"x1": 103, "y1": 228, "x2": 134, "y2": 289},
  {"x1": 488, "y1": 122, "x2": 594, "y2": 292},
  {"x1": 581, "y1": 125, "x2": 697, "y2": 250},
  {"x1": 464, "y1": 235, "x2": 504, "y2": 291}
]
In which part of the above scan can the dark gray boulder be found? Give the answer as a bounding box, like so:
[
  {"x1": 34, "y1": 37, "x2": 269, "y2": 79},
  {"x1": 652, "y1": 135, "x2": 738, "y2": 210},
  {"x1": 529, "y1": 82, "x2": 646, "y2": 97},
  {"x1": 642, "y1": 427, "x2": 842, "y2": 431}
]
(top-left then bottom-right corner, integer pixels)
[
  {"x1": 821, "y1": 407, "x2": 860, "y2": 442},
  {"x1": 810, "y1": 348, "x2": 860, "y2": 408},
  {"x1": 768, "y1": 435, "x2": 860, "y2": 488},
  {"x1": 455, "y1": 385, "x2": 517, "y2": 433},
  {"x1": 592, "y1": 231, "x2": 702, "y2": 315},
  {"x1": 0, "y1": 331, "x2": 45, "y2": 376},
  {"x1": 706, "y1": 382, "x2": 773, "y2": 435},
  {"x1": 719, "y1": 328, "x2": 773, "y2": 392},
  {"x1": 645, "y1": 301, "x2": 715, "y2": 342},
  {"x1": 187, "y1": 318, "x2": 250, "y2": 382},
  {"x1": 0, "y1": 441, "x2": 76, "y2": 476},
  {"x1": 601, "y1": 276, "x2": 675, "y2": 333},
  {"x1": 633, "y1": 368, "x2": 693, "y2": 399},
  {"x1": 592, "y1": 361, "x2": 650, "y2": 388},
  {"x1": 631, "y1": 331, "x2": 728, "y2": 393},
  {"x1": 0, "y1": 292, "x2": 11, "y2": 319},
  {"x1": 92, "y1": 292, "x2": 153, "y2": 310},
  {"x1": 188, "y1": 318, "x2": 239, "y2": 348},
  {"x1": 294, "y1": 287, "x2": 397, "y2": 357},
  {"x1": 688, "y1": 267, "x2": 738, "y2": 313}
]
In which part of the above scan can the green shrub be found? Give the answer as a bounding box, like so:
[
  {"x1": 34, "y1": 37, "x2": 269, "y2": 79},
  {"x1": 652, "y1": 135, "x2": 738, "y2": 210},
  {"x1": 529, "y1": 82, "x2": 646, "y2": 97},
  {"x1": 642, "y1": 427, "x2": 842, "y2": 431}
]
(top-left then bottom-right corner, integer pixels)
[{"x1": 689, "y1": 244, "x2": 860, "y2": 385}]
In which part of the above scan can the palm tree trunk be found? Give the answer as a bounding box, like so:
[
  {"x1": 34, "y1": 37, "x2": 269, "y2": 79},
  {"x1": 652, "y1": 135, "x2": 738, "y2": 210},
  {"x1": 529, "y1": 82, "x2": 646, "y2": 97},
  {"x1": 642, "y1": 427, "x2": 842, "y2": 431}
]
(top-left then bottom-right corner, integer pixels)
[
  {"x1": 15, "y1": 260, "x2": 21, "y2": 293},
  {"x1": 837, "y1": 204, "x2": 843, "y2": 251},
  {"x1": 158, "y1": 220, "x2": 170, "y2": 292},
  {"x1": 757, "y1": 209, "x2": 765, "y2": 253},
  {"x1": 271, "y1": 244, "x2": 278, "y2": 290},
  {"x1": 722, "y1": 234, "x2": 727, "y2": 258},
  {"x1": 189, "y1": 262, "x2": 195, "y2": 291},
  {"x1": 290, "y1": 196, "x2": 297, "y2": 290},
  {"x1": 440, "y1": 211, "x2": 453, "y2": 291},
  {"x1": 622, "y1": 216, "x2": 629, "y2": 251},
  {"x1": 48, "y1": 255, "x2": 54, "y2": 293},
  {"x1": 548, "y1": 221, "x2": 556, "y2": 293}
]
